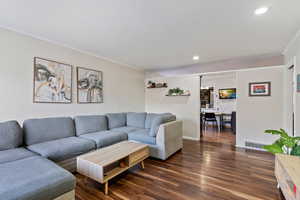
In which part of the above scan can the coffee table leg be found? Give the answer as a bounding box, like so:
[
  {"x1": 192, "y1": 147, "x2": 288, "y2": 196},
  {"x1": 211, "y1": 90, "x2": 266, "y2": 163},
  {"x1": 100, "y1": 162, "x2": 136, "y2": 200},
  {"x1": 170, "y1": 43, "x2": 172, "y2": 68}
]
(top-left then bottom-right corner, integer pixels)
[
  {"x1": 141, "y1": 161, "x2": 145, "y2": 169},
  {"x1": 105, "y1": 182, "x2": 108, "y2": 195}
]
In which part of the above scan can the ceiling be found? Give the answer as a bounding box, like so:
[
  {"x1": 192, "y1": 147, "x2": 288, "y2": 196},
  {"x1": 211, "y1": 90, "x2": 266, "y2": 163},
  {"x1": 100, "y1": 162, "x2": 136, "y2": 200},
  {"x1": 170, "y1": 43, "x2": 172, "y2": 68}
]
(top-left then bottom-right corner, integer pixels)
[{"x1": 0, "y1": 0, "x2": 300, "y2": 69}]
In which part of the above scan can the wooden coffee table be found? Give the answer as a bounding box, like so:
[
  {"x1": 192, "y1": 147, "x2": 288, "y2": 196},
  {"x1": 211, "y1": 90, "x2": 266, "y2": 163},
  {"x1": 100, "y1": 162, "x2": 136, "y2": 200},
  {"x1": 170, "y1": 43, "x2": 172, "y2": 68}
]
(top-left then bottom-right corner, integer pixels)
[{"x1": 77, "y1": 141, "x2": 149, "y2": 195}]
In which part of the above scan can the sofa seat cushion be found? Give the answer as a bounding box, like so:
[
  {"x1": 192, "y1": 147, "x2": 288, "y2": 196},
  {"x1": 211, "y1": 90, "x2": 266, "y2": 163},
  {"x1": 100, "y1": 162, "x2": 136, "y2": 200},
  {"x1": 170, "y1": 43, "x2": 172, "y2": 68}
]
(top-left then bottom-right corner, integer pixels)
[
  {"x1": 80, "y1": 131, "x2": 128, "y2": 148},
  {"x1": 106, "y1": 113, "x2": 127, "y2": 129},
  {"x1": 128, "y1": 129, "x2": 156, "y2": 145},
  {"x1": 27, "y1": 137, "x2": 95, "y2": 162},
  {"x1": 74, "y1": 115, "x2": 108, "y2": 136},
  {"x1": 0, "y1": 156, "x2": 75, "y2": 200},
  {"x1": 0, "y1": 121, "x2": 23, "y2": 151},
  {"x1": 111, "y1": 126, "x2": 141, "y2": 134},
  {"x1": 0, "y1": 147, "x2": 36, "y2": 164}
]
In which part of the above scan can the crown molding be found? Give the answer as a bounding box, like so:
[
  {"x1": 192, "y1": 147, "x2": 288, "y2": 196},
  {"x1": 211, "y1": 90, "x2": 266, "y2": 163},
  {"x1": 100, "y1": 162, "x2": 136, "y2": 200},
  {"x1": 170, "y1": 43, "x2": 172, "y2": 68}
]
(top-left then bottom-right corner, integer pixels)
[{"x1": 0, "y1": 25, "x2": 143, "y2": 71}]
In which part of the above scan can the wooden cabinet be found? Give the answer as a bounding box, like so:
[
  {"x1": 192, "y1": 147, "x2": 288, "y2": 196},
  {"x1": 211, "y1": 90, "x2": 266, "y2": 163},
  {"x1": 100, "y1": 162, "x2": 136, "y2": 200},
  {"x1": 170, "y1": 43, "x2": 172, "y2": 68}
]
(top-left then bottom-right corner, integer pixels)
[{"x1": 275, "y1": 154, "x2": 300, "y2": 200}]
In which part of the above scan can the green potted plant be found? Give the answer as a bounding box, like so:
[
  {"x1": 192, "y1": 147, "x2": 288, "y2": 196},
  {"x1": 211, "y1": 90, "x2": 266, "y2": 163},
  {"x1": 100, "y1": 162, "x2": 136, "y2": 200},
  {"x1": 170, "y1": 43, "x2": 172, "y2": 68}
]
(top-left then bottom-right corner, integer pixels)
[
  {"x1": 263, "y1": 129, "x2": 300, "y2": 156},
  {"x1": 168, "y1": 87, "x2": 184, "y2": 96}
]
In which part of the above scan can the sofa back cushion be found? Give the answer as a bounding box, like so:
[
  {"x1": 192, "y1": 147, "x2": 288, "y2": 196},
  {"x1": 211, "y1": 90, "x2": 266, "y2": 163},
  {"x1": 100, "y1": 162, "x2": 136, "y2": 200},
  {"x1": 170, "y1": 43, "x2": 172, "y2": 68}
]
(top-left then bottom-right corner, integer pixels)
[
  {"x1": 0, "y1": 121, "x2": 23, "y2": 151},
  {"x1": 127, "y1": 112, "x2": 147, "y2": 128},
  {"x1": 23, "y1": 117, "x2": 75, "y2": 145},
  {"x1": 74, "y1": 115, "x2": 108, "y2": 136},
  {"x1": 145, "y1": 113, "x2": 159, "y2": 129},
  {"x1": 106, "y1": 113, "x2": 126, "y2": 129},
  {"x1": 149, "y1": 113, "x2": 176, "y2": 137}
]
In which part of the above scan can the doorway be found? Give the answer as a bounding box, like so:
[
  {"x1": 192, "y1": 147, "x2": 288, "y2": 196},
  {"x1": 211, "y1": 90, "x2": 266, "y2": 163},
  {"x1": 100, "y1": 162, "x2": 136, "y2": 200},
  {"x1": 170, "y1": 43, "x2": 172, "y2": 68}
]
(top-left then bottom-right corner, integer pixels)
[
  {"x1": 286, "y1": 65, "x2": 295, "y2": 136},
  {"x1": 200, "y1": 72, "x2": 237, "y2": 145}
]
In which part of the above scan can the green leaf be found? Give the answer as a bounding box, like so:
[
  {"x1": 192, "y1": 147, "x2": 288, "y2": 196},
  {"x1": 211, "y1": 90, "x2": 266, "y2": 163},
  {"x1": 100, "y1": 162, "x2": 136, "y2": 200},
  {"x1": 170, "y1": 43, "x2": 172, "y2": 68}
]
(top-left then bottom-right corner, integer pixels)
[
  {"x1": 291, "y1": 145, "x2": 300, "y2": 156},
  {"x1": 293, "y1": 137, "x2": 300, "y2": 141},
  {"x1": 279, "y1": 129, "x2": 289, "y2": 138},
  {"x1": 273, "y1": 139, "x2": 284, "y2": 148},
  {"x1": 265, "y1": 129, "x2": 282, "y2": 135},
  {"x1": 263, "y1": 144, "x2": 284, "y2": 154}
]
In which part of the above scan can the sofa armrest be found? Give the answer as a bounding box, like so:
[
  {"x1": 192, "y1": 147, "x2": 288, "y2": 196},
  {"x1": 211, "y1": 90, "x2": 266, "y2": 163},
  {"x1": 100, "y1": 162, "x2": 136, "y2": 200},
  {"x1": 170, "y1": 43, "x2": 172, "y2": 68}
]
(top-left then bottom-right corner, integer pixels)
[{"x1": 156, "y1": 120, "x2": 183, "y2": 160}]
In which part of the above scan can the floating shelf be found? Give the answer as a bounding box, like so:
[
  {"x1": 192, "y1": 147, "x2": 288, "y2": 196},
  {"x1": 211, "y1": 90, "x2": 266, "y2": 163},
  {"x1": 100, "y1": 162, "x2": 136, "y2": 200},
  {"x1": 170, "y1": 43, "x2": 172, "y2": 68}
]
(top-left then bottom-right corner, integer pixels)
[
  {"x1": 147, "y1": 86, "x2": 168, "y2": 89},
  {"x1": 165, "y1": 94, "x2": 191, "y2": 96}
]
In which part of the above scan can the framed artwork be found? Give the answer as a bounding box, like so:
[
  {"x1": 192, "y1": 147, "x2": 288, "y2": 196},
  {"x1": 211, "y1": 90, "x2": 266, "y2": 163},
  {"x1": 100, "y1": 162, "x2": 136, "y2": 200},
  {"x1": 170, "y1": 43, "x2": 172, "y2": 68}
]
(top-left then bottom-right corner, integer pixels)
[
  {"x1": 249, "y1": 82, "x2": 271, "y2": 97},
  {"x1": 297, "y1": 74, "x2": 300, "y2": 93},
  {"x1": 77, "y1": 67, "x2": 103, "y2": 103},
  {"x1": 33, "y1": 57, "x2": 73, "y2": 103}
]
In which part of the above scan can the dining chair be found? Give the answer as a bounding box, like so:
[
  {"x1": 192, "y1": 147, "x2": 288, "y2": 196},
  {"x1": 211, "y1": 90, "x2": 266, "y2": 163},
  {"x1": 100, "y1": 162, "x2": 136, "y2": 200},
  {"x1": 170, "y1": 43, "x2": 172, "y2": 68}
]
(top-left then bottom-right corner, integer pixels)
[
  {"x1": 222, "y1": 114, "x2": 232, "y2": 130},
  {"x1": 231, "y1": 112, "x2": 236, "y2": 134},
  {"x1": 203, "y1": 112, "x2": 217, "y2": 131}
]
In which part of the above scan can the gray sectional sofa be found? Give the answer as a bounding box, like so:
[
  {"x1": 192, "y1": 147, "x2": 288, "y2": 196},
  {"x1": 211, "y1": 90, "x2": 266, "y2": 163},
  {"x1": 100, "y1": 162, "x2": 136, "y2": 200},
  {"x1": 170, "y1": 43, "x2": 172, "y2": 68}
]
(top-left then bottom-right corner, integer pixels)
[{"x1": 0, "y1": 112, "x2": 183, "y2": 200}]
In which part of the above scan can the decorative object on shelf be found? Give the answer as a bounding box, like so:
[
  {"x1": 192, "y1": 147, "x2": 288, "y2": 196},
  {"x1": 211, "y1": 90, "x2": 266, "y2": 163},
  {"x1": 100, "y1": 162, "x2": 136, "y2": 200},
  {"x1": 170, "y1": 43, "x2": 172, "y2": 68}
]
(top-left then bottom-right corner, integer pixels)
[
  {"x1": 249, "y1": 82, "x2": 271, "y2": 97},
  {"x1": 166, "y1": 88, "x2": 191, "y2": 96},
  {"x1": 33, "y1": 57, "x2": 73, "y2": 103},
  {"x1": 263, "y1": 129, "x2": 300, "y2": 156},
  {"x1": 146, "y1": 81, "x2": 167, "y2": 88},
  {"x1": 77, "y1": 67, "x2": 103, "y2": 103}
]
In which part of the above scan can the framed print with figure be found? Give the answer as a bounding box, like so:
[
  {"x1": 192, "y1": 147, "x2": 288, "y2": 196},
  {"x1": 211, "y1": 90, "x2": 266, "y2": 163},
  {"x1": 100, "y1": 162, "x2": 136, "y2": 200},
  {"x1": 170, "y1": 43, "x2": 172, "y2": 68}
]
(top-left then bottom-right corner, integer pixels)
[
  {"x1": 33, "y1": 57, "x2": 72, "y2": 103},
  {"x1": 77, "y1": 67, "x2": 103, "y2": 103}
]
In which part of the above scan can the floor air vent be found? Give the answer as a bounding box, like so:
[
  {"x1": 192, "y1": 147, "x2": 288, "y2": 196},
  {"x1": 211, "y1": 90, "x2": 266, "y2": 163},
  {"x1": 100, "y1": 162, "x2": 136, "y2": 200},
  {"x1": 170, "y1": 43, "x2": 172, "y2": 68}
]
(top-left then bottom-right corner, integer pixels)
[{"x1": 245, "y1": 141, "x2": 266, "y2": 150}]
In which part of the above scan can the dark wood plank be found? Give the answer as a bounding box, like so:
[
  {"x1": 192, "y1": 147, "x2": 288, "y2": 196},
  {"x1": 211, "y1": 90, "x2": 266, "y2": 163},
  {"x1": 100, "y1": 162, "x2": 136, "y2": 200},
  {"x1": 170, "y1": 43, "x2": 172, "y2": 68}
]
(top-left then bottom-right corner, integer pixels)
[{"x1": 75, "y1": 131, "x2": 284, "y2": 200}]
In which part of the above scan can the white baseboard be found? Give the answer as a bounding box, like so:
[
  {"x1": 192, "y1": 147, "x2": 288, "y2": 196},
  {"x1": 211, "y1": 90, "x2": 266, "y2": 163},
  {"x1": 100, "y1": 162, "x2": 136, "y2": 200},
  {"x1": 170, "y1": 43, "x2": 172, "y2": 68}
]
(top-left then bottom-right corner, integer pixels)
[
  {"x1": 235, "y1": 144, "x2": 266, "y2": 152},
  {"x1": 183, "y1": 136, "x2": 200, "y2": 141}
]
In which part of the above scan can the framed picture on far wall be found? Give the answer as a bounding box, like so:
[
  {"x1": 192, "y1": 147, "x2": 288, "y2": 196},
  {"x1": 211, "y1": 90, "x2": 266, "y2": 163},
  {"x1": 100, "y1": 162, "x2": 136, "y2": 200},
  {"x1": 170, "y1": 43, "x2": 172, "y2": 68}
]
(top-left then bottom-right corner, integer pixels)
[
  {"x1": 33, "y1": 57, "x2": 73, "y2": 103},
  {"x1": 297, "y1": 74, "x2": 300, "y2": 92},
  {"x1": 249, "y1": 82, "x2": 271, "y2": 97},
  {"x1": 77, "y1": 67, "x2": 103, "y2": 103}
]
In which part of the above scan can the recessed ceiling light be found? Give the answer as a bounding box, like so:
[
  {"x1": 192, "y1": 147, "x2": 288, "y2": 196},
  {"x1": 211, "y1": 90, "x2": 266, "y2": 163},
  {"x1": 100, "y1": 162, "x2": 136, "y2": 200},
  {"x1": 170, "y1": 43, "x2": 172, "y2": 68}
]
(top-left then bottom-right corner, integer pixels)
[
  {"x1": 193, "y1": 55, "x2": 199, "y2": 61},
  {"x1": 254, "y1": 7, "x2": 269, "y2": 15}
]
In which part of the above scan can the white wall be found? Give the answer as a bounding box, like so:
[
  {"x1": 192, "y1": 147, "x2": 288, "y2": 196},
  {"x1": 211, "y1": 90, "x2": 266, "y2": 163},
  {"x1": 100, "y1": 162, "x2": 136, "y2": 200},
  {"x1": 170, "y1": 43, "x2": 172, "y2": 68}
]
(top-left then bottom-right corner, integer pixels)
[
  {"x1": 145, "y1": 76, "x2": 200, "y2": 140},
  {"x1": 0, "y1": 28, "x2": 145, "y2": 123},
  {"x1": 202, "y1": 72, "x2": 237, "y2": 113},
  {"x1": 284, "y1": 29, "x2": 300, "y2": 136},
  {"x1": 236, "y1": 66, "x2": 284, "y2": 148}
]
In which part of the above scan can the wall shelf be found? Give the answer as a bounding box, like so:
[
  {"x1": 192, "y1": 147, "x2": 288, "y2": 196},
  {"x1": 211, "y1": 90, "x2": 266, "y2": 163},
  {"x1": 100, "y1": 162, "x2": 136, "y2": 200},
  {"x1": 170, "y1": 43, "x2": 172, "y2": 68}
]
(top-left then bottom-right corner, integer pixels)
[
  {"x1": 165, "y1": 94, "x2": 191, "y2": 97},
  {"x1": 147, "y1": 86, "x2": 168, "y2": 89}
]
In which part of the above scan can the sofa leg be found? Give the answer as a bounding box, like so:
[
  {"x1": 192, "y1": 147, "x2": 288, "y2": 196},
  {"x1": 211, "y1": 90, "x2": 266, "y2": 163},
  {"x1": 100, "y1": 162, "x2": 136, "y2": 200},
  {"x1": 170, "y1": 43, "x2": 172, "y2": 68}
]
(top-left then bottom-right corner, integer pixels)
[
  {"x1": 140, "y1": 161, "x2": 145, "y2": 169},
  {"x1": 104, "y1": 181, "x2": 109, "y2": 195}
]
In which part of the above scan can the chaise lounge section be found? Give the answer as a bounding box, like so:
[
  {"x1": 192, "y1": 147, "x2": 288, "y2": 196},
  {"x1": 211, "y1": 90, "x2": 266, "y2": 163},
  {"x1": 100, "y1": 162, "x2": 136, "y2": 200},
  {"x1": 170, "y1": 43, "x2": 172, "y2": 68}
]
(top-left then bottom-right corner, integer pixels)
[{"x1": 0, "y1": 121, "x2": 75, "y2": 200}]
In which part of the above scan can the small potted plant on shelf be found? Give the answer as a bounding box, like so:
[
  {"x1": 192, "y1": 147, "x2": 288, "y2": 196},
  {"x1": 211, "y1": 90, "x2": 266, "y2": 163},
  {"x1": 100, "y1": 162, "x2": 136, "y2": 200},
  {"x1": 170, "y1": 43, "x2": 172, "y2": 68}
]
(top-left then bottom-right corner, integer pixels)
[
  {"x1": 168, "y1": 88, "x2": 184, "y2": 96},
  {"x1": 263, "y1": 129, "x2": 300, "y2": 156}
]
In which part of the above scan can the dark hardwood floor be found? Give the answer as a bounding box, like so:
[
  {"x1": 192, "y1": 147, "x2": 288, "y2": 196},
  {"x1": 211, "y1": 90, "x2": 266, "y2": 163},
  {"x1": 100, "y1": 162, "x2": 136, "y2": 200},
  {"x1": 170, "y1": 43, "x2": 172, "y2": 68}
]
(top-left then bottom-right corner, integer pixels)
[
  {"x1": 202, "y1": 125, "x2": 236, "y2": 145},
  {"x1": 75, "y1": 130, "x2": 284, "y2": 200}
]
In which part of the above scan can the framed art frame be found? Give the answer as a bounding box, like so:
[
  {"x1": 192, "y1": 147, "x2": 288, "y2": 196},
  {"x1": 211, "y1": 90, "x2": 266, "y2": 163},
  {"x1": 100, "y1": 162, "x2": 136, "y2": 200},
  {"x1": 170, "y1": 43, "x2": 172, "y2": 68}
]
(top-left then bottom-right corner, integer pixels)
[
  {"x1": 249, "y1": 82, "x2": 271, "y2": 97},
  {"x1": 77, "y1": 67, "x2": 103, "y2": 104},
  {"x1": 33, "y1": 57, "x2": 73, "y2": 103},
  {"x1": 297, "y1": 74, "x2": 300, "y2": 93}
]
